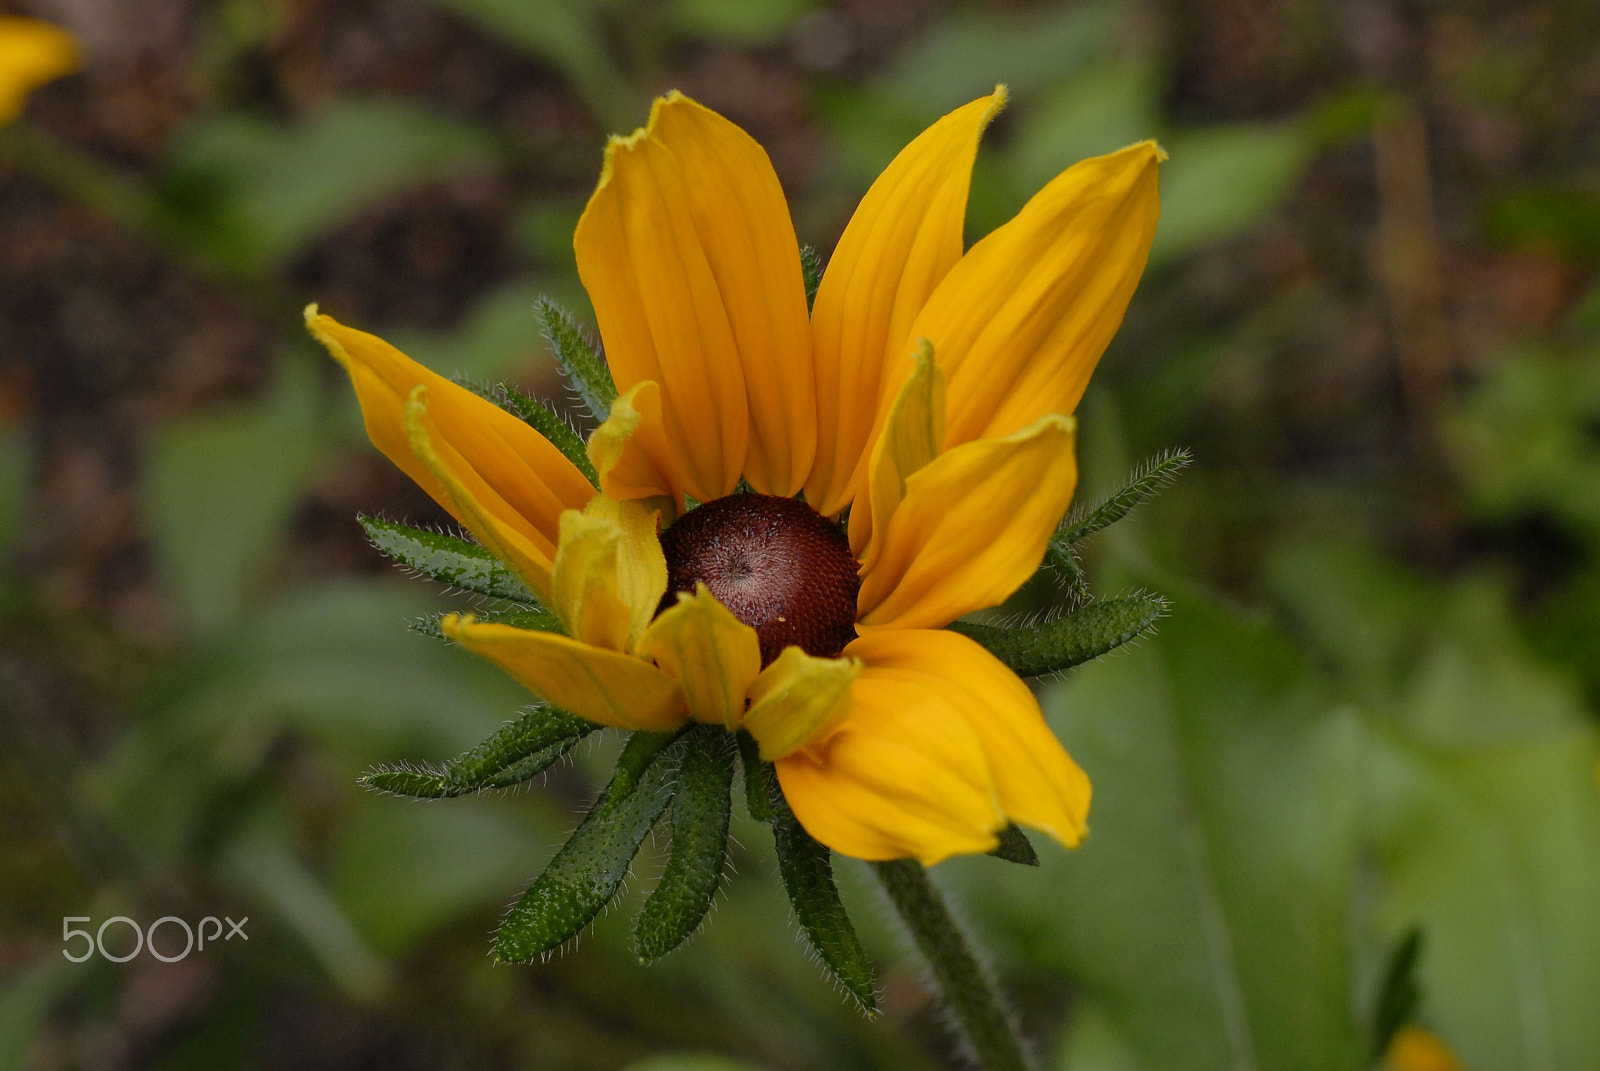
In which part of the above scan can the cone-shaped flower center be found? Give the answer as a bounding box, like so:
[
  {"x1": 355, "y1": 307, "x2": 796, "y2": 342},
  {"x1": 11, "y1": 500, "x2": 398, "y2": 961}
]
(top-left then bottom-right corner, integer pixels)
[{"x1": 659, "y1": 494, "x2": 860, "y2": 666}]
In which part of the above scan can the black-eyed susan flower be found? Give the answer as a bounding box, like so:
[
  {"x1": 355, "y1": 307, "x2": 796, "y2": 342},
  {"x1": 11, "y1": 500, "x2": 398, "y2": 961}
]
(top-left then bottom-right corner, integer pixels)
[
  {"x1": 0, "y1": 16, "x2": 79, "y2": 126},
  {"x1": 310, "y1": 87, "x2": 1160, "y2": 867}
]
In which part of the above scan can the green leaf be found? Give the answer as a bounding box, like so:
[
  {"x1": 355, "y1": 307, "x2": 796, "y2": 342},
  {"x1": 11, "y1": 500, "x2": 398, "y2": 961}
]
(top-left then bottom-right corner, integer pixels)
[
  {"x1": 671, "y1": 0, "x2": 816, "y2": 45},
  {"x1": 494, "y1": 731, "x2": 687, "y2": 963},
  {"x1": 1370, "y1": 928, "x2": 1424, "y2": 1060},
  {"x1": 360, "y1": 704, "x2": 595, "y2": 799},
  {"x1": 536, "y1": 296, "x2": 616, "y2": 422},
  {"x1": 735, "y1": 730, "x2": 773, "y2": 821},
  {"x1": 496, "y1": 383, "x2": 599, "y2": 487},
  {"x1": 948, "y1": 594, "x2": 1168, "y2": 677},
  {"x1": 408, "y1": 607, "x2": 564, "y2": 641},
  {"x1": 359, "y1": 516, "x2": 539, "y2": 604},
  {"x1": 987, "y1": 823, "x2": 1039, "y2": 867},
  {"x1": 800, "y1": 244, "x2": 822, "y2": 313},
  {"x1": 632, "y1": 727, "x2": 736, "y2": 964},
  {"x1": 1057, "y1": 448, "x2": 1192, "y2": 547},
  {"x1": 769, "y1": 782, "x2": 877, "y2": 1013}
]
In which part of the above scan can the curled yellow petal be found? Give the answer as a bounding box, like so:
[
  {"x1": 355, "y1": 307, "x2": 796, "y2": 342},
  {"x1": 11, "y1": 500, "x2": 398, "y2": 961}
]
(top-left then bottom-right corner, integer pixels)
[
  {"x1": 849, "y1": 338, "x2": 944, "y2": 563},
  {"x1": 848, "y1": 630, "x2": 1089, "y2": 849},
  {"x1": 588, "y1": 379, "x2": 677, "y2": 506},
  {"x1": 441, "y1": 613, "x2": 686, "y2": 732},
  {"x1": 550, "y1": 496, "x2": 666, "y2": 652},
  {"x1": 774, "y1": 648, "x2": 1003, "y2": 865},
  {"x1": 857, "y1": 414, "x2": 1078, "y2": 631},
  {"x1": 807, "y1": 87, "x2": 1007, "y2": 516},
  {"x1": 743, "y1": 646, "x2": 861, "y2": 761},
  {"x1": 307, "y1": 306, "x2": 594, "y2": 587},
  {"x1": 636, "y1": 583, "x2": 761, "y2": 730},
  {"x1": 404, "y1": 386, "x2": 558, "y2": 599},
  {"x1": 875, "y1": 141, "x2": 1162, "y2": 453},
  {"x1": 0, "y1": 17, "x2": 80, "y2": 125}
]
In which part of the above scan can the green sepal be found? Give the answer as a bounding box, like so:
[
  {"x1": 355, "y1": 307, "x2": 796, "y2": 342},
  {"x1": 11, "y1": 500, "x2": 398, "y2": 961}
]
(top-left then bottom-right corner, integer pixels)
[
  {"x1": 735, "y1": 730, "x2": 773, "y2": 821},
  {"x1": 948, "y1": 593, "x2": 1169, "y2": 677},
  {"x1": 1054, "y1": 448, "x2": 1192, "y2": 547},
  {"x1": 360, "y1": 516, "x2": 540, "y2": 605},
  {"x1": 987, "y1": 823, "x2": 1039, "y2": 866},
  {"x1": 631, "y1": 727, "x2": 736, "y2": 964},
  {"x1": 536, "y1": 296, "x2": 616, "y2": 422},
  {"x1": 1043, "y1": 540, "x2": 1091, "y2": 600},
  {"x1": 359, "y1": 704, "x2": 595, "y2": 799},
  {"x1": 1370, "y1": 927, "x2": 1424, "y2": 1060},
  {"x1": 769, "y1": 780, "x2": 877, "y2": 1014},
  {"x1": 495, "y1": 383, "x2": 599, "y2": 487},
  {"x1": 800, "y1": 244, "x2": 822, "y2": 312},
  {"x1": 408, "y1": 606, "x2": 564, "y2": 641},
  {"x1": 494, "y1": 729, "x2": 688, "y2": 963}
]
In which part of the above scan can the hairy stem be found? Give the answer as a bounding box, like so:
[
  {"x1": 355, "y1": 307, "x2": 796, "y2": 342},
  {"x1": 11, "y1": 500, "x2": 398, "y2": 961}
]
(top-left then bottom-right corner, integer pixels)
[{"x1": 873, "y1": 859, "x2": 1033, "y2": 1071}]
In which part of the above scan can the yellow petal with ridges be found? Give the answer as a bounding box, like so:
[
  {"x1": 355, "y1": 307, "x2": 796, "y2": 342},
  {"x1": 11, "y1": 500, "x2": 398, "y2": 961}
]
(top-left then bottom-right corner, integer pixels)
[
  {"x1": 442, "y1": 613, "x2": 687, "y2": 732},
  {"x1": 551, "y1": 496, "x2": 666, "y2": 652},
  {"x1": 645, "y1": 93, "x2": 816, "y2": 497},
  {"x1": 587, "y1": 379, "x2": 677, "y2": 506},
  {"x1": 0, "y1": 16, "x2": 79, "y2": 125},
  {"x1": 857, "y1": 414, "x2": 1078, "y2": 631},
  {"x1": 849, "y1": 630, "x2": 1089, "y2": 849},
  {"x1": 636, "y1": 583, "x2": 761, "y2": 730},
  {"x1": 849, "y1": 338, "x2": 944, "y2": 563},
  {"x1": 743, "y1": 646, "x2": 862, "y2": 761},
  {"x1": 404, "y1": 387, "x2": 558, "y2": 599},
  {"x1": 806, "y1": 87, "x2": 1007, "y2": 516},
  {"x1": 866, "y1": 141, "x2": 1161, "y2": 460},
  {"x1": 307, "y1": 306, "x2": 594, "y2": 566},
  {"x1": 775, "y1": 646, "x2": 1003, "y2": 864}
]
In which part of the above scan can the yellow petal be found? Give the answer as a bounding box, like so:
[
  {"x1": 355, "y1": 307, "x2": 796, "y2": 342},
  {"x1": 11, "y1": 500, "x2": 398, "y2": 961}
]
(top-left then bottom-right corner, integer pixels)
[
  {"x1": 0, "y1": 17, "x2": 80, "y2": 125},
  {"x1": 806, "y1": 87, "x2": 1007, "y2": 516},
  {"x1": 636, "y1": 583, "x2": 761, "y2": 729},
  {"x1": 404, "y1": 387, "x2": 559, "y2": 599},
  {"x1": 551, "y1": 496, "x2": 666, "y2": 652},
  {"x1": 857, "y1": 414, "x2": 1077, "y2": 631},
  {"x1": 441, "y1": 613, "x2": 686, "y2": 732},
  {"x1": 587, "y1": 379, "x2": 676, "y2": 506},
  {"x1": 848, "y1": 630, "x2": 1089, "y2": 848},
  {"x1": 577, "y1": 93, "x2": 812, "y2": 501},
  {"x1": 645, "y1": 93, "x2": 816, "y2": 497},
  {"x1": 849, "y1": 338, "x2": 944, "y2": 563},
  {"x1": 875, "y1": 141, "x2": 1162, "y2": 453},
  {"x1": 775, "y1": 644, "x2": 1003, "y2": 864},
  {"x1": 1384, "y1": 1027, "x2": 1463, "y2": 1071},
  {"x1": 307, "y1": 307, "x2": 594, "y2": 573},
  {"x1": 743, "y1": 646, "x2": 862, "y2": 761}
]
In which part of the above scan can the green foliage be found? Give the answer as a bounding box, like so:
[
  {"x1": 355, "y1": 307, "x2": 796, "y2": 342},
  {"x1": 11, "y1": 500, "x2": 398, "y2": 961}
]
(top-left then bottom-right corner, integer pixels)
[
  {"x1": 496, "y1": 383, "x2": 600, "y2": 486},
  {"x1": 407, "y1": 606, "x2": 563, "y2": 640},
  {"x1": 494, "y1": 731, "x2": 688, "y2": 963},
  {"x1": 1057, "y1": 449, "x2": 1193, "y2": 547},
  {"x1": 735, "y1": 731, "x2": 773, "y2": 821},
  {"x1": 799, "y1": 244, "x2": 822, "y2": 311},
  {"x1": 632, "y1": 728, "x2": 736, "y2": 964},
  {"x1": 361, "y1": 704, "x2": 595, "y2": 799},
  {"x1": 769, "y1": 782, "x2": 877, "y2": 1014},
  {"x1": 537, "y1": 296, "x2": 617, "y2": 422},
  {"x1": 671, "y1": 0, "x2": 816, "y2": 45},
  {"x1": 360, "y1": 516, "x2": 540, "y2": 604},
  {"x1": 949, "y1": 594, "x2": 1168, "y2": 678},
  {"x1": 987, "y1": 824, "x2": 1039, "y2": 867},
  {"x1": 1370, "y1": 928, "x2": 1424, "y2": 1059}
]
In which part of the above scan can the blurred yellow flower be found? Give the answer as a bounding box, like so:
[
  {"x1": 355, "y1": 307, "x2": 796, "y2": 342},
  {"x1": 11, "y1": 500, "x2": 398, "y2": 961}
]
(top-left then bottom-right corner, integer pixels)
[
  {"x1": 310, "y1": 89, "x2": 1162, "y2": 865},
  {"x1": 0, "y1": 16, "x2": 79, "y2": 126},
  {"x1": 1385, "y1": 1025, "x2": 1463, "y2": 1071}
]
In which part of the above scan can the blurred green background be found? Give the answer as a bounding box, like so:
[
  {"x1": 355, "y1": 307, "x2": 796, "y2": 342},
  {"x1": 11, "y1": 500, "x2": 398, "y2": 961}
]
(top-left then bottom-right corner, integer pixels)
[{"x1": 2, "y1": 0, "x2": 1598, "y2": 1068}]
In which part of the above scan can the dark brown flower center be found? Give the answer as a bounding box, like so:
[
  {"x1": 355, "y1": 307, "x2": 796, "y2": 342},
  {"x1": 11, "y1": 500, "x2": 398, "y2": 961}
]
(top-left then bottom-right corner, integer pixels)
[{"x1": 658, "y1": 493, "x2": 860, "y2": 667}]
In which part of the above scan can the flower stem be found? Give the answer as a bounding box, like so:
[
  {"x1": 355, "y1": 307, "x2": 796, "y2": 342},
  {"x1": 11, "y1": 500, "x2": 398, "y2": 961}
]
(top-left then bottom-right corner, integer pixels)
[{"x1": 872, "y1": 859, "x2": 1034, "y2": 1071}]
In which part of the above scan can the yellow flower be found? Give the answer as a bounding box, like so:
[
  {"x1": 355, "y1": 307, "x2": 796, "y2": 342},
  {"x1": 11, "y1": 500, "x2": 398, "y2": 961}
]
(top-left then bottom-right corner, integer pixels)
[
  {"x1": 309, "y1": 88, "x2": 1161, "y2": 865},
  {"x1": 0, "y1": 16, "x2": 79, "y2": 126},
  {"x1": 1384, "y1": 1026, "x2": 1463, "y2": 1071}
]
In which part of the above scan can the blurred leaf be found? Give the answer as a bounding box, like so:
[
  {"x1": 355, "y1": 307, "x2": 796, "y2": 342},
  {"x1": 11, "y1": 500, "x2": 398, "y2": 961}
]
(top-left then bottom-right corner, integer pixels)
[
  {"x1": 0, "y1": 958, "x2": 76, "y2": 1071},
  {"x1": 1149, "y1": 122, "x2": 1313, "y2": 268},
  {"x1": 0, "y1": 429, "x2": 29, "y2": 602},
  {"x1": 425, "y1": 0, "x2": 634, "y2": 129},
  {"x1": 387, "y1": 279, "x2": 561, "y2": 388},
  {"x1": 633, "y1": 727, "x2": 735, "y2": 964},
  {"x1": 769, "y1": 783, "x2": 876, "y2": 1014},
  {"x1": 1484, "y1": 186, "x2": 1600, "y2": 262},
  {"x1": 361, "y1": 516, "x2": 540, "y2": 603},
  {"x1": 672, "y1": 0, "x2": 816, "y2": 45},
  {"x1": 948, "y1": 594, "x2": 1168, "y2": 678},
  {"x1": 494, "y1": 731, "x2": 686, "y2": 962},
  {"x1": 360, "y1": 702, "x2": 595, "y2": 798},
  {"x1": 146, "y1": 358, "x2": 326, "y2": 635},
  {"x1": 1370, "y1": 928, "x2": 1424, "y2": 1059},
  {"x1": 987, "y1": 823, "x2": 1039, "y2": 867},
  {"x1": 961, "y1": 599, "x2": 1366, "y2": 1069},
  {"x1": 1011, "y1": 61, "x2": 1159, "y2": 193},
  {"x1": 161, "y1": 100, "x2": 498, "y2": 269},
  {"x1": 622, "y1": 1057, "x2": 765, "y2": 1071}
]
